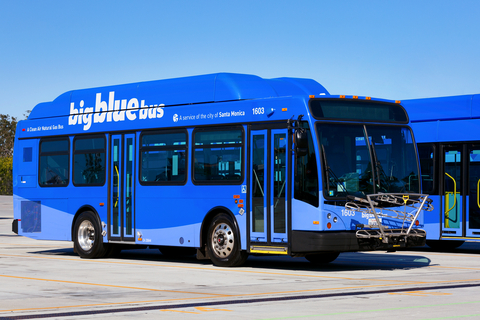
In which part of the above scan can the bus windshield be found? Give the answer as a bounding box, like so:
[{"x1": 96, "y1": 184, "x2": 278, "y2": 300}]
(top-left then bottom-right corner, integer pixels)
[{"x1": 316, "y1": 123, "x2": 420, "y2": 198}]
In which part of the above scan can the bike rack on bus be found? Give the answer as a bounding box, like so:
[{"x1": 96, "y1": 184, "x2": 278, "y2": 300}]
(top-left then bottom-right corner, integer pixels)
[{"x1": 345, "y1": 193, "x2": 433, "y2": 244}]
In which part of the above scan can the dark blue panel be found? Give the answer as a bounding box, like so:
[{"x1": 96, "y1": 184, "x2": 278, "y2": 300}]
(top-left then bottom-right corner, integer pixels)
[
  {"x1": 23, "y1": 147, "x2": 32, "y2": 162},
  {"x1": 472, "y1": 94, "x2": 480, "y2": 118}
]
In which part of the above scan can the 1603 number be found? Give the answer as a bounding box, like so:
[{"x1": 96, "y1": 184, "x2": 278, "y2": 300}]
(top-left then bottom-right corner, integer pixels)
[{"x1": 252, "y1": 107, "x2": 264, "y2": 115}]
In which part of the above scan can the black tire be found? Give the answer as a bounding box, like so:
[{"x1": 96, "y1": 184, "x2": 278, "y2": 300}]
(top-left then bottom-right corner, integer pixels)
[
  {"x1": 426, "y1": 240, "x2": 465, "y2": 250},
  {"x1": 207, "y1": 213, "x2": 248, "y2": 267},
  {"x1": 305, "y1": 252, "x2": 340, "y2": 264},
  {"x1": 158, "y1": 246, "x2": 196, "y2": 257},
  {"x1": 73, "y1": 211, "x2": 108, "y2": 259}
]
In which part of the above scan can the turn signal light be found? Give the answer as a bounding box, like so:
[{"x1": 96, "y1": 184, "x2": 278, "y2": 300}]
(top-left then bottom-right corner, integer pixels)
[
  {"x1": 327, "y1": 222, "x2": 332, "y2": 229},
  {"x1": 415, "y1": 220, "x2": 419, "y2": 226}
]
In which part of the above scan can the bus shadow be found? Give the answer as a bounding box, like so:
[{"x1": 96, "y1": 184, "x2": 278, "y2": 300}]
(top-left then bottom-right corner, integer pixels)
[
  {"x1": 407, "y1": 243, "x2": 480, "y2": 255},
  {"x1": 242, "y1": 252, "x2": 431, "y2": 272},
  {"x1": 30, "y1": 247, "x2": 432, "y2": 272}
]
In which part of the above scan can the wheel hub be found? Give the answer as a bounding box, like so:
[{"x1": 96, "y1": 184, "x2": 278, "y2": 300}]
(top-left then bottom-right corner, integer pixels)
[
  {"x1": 78, "y1": 220, "x2": 95, "y2": 252},
  {"x1": 212, "y1": 222, "x2": 234, "y2": 258}
]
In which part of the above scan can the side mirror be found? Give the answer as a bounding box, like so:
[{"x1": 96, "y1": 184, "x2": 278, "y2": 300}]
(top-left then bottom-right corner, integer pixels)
[{"x1": 295, "y1": 130, "x2": 308, "y2": 157}]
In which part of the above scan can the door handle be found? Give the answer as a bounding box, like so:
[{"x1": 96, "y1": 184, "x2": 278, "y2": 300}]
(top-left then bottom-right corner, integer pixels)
[
  {"x1": 444, "y1": 172, "x2": 457, "y2": 217},
  {"x1": 114, "y1": 165, "x2": 120, "y2": 208},
  {"x1": 477, "y1": 178, "x2": 480, "y2": 209}
]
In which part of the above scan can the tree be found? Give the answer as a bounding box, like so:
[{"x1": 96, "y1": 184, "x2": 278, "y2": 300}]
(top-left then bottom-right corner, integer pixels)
[
  {"x1": 0, "y1": 114, "x2": 18, "y2": 195},
  {"x1": 0, "y1": 114, "x2": 17, "y2": 157}
]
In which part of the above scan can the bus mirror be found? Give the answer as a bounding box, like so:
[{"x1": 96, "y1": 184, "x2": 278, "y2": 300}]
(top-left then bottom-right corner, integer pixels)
[
  {"x1": 295, "y1": 130, "x2": 308, "y2": 157},
  {"x1": 296, "y1": 147, "x2": 308, "y2": 157}
]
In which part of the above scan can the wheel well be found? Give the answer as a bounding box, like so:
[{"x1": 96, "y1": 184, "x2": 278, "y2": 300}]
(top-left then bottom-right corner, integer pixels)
[
  {"x1": 199, "y1": 207, "x2": 239, "y2": 250},
  {"x1": 71, "y1": 205, "x2": 100, "y2": 240}
]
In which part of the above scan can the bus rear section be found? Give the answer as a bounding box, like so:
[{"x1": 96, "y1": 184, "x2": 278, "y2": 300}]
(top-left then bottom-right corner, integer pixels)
[
  {"x1": 12, "y1": 73, "x2": 430, "y2": 267},
  {"x1": 403, "y1": 94, "x2": 480, "y2": 249}
]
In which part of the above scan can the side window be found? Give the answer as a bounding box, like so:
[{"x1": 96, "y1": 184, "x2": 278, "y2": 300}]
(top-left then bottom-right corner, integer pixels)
[
  {"x1": 140, "y1": 131, "x2": 187, "y2": 184},
  {"x1": 294, "y1": 124, "x2": 319, "y2": 206},
  {"x1": 73, "y1": 135, "x2": 106, "y2": 186},
  {"x1": 39, "y1": 138, "x2": 69, "y2": 187},
  {"x1": 193, "y1": 128, "x2": 243, "y2": 184},
  {"x1": 418, "y1": 143, "x2": 435, "y2": 194}
]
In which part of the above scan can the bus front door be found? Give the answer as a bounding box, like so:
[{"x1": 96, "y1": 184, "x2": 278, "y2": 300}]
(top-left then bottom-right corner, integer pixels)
[
  {"x1": 442, "y1": 145, "x2": 463, "y2": 237},
  {"x1": 467, "y1": 144, "x2": 480, "y2": 237},
  {"x1": 109, "y1": 134, "x2": 136, "y2": 242},
  {"x1": 249, "y1": 128, "x2": 289, "y2": 254}
]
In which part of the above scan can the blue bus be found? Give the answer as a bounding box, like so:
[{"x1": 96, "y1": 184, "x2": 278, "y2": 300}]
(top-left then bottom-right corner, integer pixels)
[
  {"x1": 403, "y1": 94, "x2": 480, "y2": 249},
  {"x1": 12, "y1": 73, "x2": 430, "y2": 266}
]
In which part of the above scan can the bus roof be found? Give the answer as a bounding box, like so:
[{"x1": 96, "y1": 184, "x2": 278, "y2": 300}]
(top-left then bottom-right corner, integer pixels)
[
  {"x1": 28, "y1": 73, "x2": 329, "y2": 120},
  {"x1": 403, "y1": 94, "x2": 480, "y2": 122}
]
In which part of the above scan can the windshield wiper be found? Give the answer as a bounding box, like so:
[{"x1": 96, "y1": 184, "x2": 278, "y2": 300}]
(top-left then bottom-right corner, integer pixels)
[
  {"x1": 369, "y1": 142, "x2": 383, "y2": 191},
  {"x1": 322, "y1": 145, "x2": 348, "y2": 195}
]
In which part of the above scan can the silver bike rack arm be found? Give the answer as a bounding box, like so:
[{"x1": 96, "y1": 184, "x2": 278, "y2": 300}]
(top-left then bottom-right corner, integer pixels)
[{"x1": 345, "y1": 193, "x2": 433, "y2": 244}]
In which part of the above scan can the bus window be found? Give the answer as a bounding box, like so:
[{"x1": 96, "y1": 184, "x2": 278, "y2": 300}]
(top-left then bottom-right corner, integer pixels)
[
  {"x1": 73, "y1": 135, "x2": 106, "y2": 186},
  {"x1": 294, "y1": 125, "x2": 318, "y2": 207},
  {"x1": 140, "y1": 131, "x2": 187, "y2": 184},
  {"x1": 39, "y1": 138, "x2": 69, "y2": 186},
  {"x1": 193, "y1": 128, "x2": 243, "y2": 183},
  {"x1": 366, "y1": 126, "x2": 420, "y2": 194},
  {"x1": 317, "y1": 123, "x2": 420, "y2": 198},
  {"x1": 418, "y1": 144, "x2": 435, "y2": 194}
]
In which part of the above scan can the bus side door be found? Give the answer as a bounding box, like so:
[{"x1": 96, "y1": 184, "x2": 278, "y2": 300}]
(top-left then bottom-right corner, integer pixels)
[
  {"x1": 109, "y1": 133, "x2": 136, "y2": 242},
  {"x1": 249, "y1": 128, "x2": 290, "y2": 251}
]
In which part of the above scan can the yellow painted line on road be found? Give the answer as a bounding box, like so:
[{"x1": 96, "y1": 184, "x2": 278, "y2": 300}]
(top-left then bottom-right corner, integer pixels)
[
  {"x1": 1, "y1": 278, "x2": 477, "y2": 314},
  {"x1": 429, "y1": 265, "x2": 480, "y2": 271},
  {"x1": 0, "y1": 242, "x2": 71, "y2": 248},
  {"x1": 232, "y1": 278, "x2": 480, "y2": 297},
  {"x1": 388, "y1": 290, "x2": 452, "y2": 296},
  {"x1": 161, "y1": 310, "x2": 201, "y2": 314},
  {"x1": 0, "y1": 274, "x2": 229, "y2": 296},
  {"x1": 0, "y1": 253, "x2": 419, "y2": 282},
  {"x1": 0, "y1": 295, "x2": 229, "y2": 313}
]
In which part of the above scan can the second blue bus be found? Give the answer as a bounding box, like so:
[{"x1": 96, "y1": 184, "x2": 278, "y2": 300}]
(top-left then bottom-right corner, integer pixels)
[{"x1": 403, "y1": 94, "x2": 480, "y2": 249}]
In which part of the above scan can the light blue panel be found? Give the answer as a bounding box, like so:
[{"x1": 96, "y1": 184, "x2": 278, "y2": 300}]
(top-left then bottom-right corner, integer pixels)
[
  {"x1": 291, "y1": 199, "x2": 322, "y2": 231},
  {"x1": 17, "y1": 198, "x2": 71, "y2": 241},
  {"x1": 404, "y1": 95, "x2": 474, "y2": 122}
]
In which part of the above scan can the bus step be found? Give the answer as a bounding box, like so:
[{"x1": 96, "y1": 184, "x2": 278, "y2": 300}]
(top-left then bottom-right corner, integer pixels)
[{"x1": 250, "y1": 246, "x2": 288, "y2": 255}]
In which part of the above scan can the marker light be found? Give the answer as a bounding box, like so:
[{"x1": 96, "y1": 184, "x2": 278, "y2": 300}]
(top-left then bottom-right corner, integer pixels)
[
  {"x1": 395, "y1": 100, "x2": 401, "y2": 104},
  {"x1": 282, "y1": 108, "x2": 288, "y2": 112},
  {"x1": 340, "y1": 95, "x2": 346, "y2": 98},
  {"x1": 309, "y1": 95, "x2": 315, "y2": 98},
  {"x1": 353, "y1": 96, "x2": 358, "y2": 99},
  {"x1": 366, "y1": 97, "x2": 371, "y2": 100}
]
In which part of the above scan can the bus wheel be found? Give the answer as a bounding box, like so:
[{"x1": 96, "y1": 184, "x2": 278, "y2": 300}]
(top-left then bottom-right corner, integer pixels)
[
  {"x1": 305, "y1": 252, "x2": 340, "y2": 264},
  {"x1": 73, "y1": 211, "x2": 108, "y2": 259},
  {"x1": 207, "y1": 213, "x2": 248, "y2": 267}
]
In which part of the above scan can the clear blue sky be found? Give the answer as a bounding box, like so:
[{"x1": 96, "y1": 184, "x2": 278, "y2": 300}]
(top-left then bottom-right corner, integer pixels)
[{"x1": 1, "y1": 0, "x2": 479, "y2": 119}]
